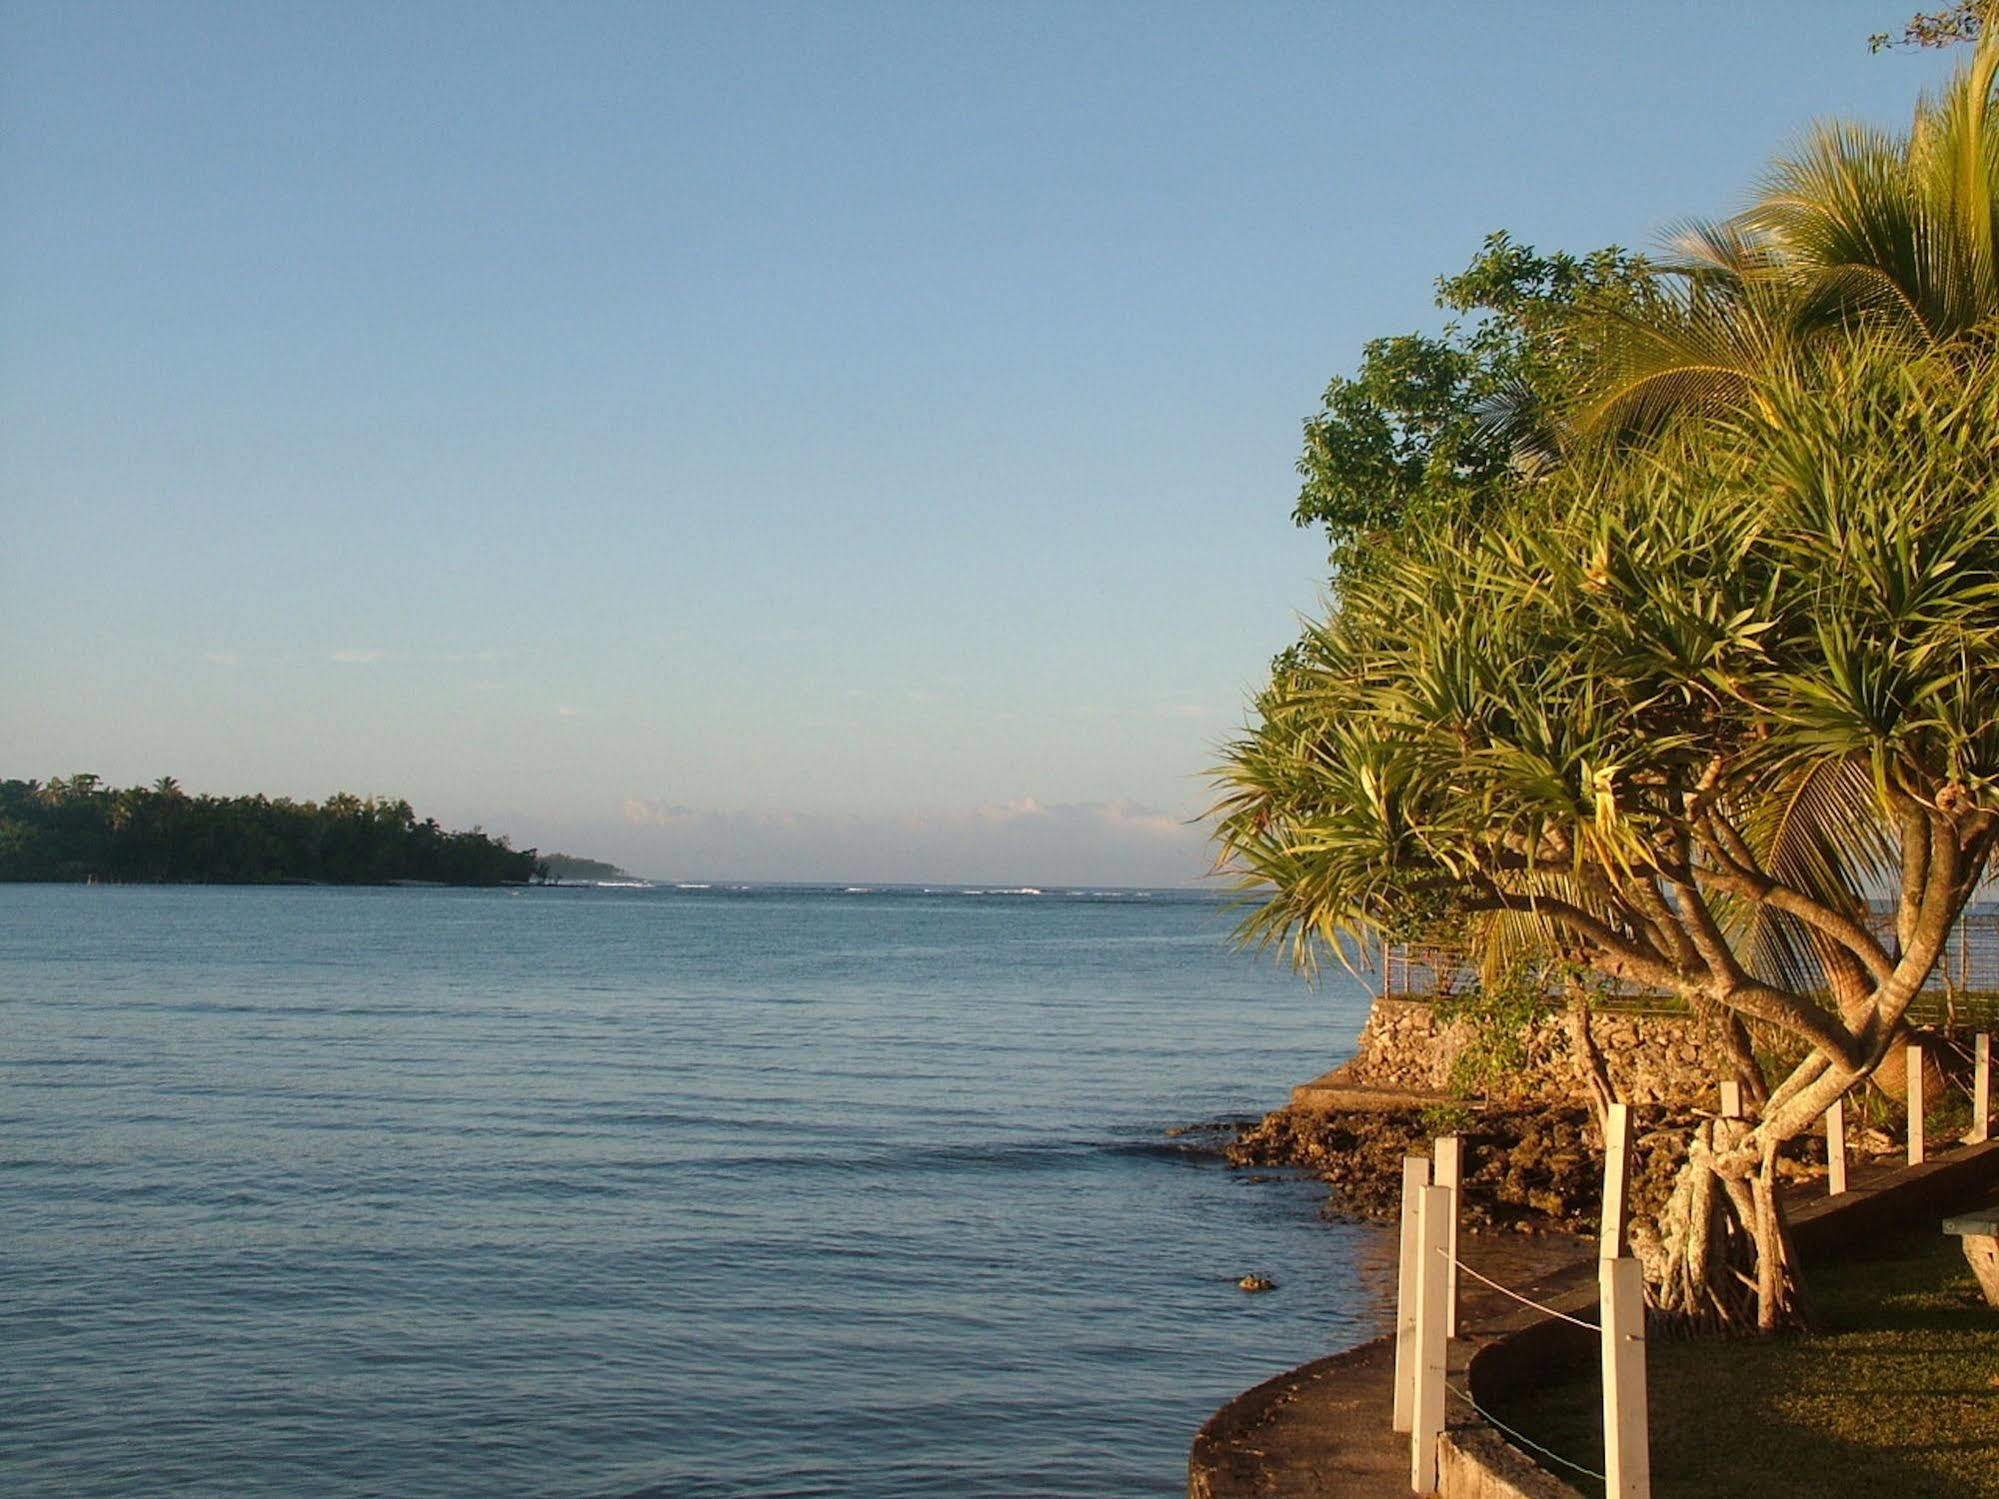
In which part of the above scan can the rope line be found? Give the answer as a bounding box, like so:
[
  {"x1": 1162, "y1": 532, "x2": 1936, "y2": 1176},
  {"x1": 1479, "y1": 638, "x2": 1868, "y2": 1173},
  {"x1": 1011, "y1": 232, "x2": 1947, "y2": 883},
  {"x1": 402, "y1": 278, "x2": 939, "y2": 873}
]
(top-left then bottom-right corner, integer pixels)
[
  {"x1": 1444, "y1": 1383, "x2": 1607, "y2": 1484},
  {"x1": 1442, "y1": 1250, "x2": 1601, "y2": 1331}
]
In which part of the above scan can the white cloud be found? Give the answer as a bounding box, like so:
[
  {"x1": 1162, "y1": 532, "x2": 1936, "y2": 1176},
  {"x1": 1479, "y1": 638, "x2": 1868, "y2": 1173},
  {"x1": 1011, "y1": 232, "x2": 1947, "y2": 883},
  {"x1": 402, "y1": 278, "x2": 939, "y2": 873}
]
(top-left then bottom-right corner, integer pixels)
[
  {"x1": 624, "y1": 798, "x2": 702, "y2": 825},
  {"x1": 1094, "y1": 800, "x2": 1185, "y2": 837},
  {"x1": 330, "y1": 648, "x2": 387, "y2": 665},
  {"x1": 556, "y1": 705, "x2": 584, "y2": 718},
  {"x1": 203, "y1": 651, "x2": 240, "y2": 668},
  {"x1": 429, "y1": 649, "x2": 501, "y2": 664},
  {"x1": 971, "y1": 796, "x2": 1049, "y2": 824}
]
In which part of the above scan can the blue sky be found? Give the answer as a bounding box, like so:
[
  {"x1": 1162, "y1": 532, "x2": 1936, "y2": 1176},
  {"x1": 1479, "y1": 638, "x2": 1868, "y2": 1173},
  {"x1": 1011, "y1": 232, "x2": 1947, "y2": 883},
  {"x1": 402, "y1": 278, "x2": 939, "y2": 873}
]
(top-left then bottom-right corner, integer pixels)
[{"x1": 0, "y1": 2, "x2": 1958, "y2": 883}]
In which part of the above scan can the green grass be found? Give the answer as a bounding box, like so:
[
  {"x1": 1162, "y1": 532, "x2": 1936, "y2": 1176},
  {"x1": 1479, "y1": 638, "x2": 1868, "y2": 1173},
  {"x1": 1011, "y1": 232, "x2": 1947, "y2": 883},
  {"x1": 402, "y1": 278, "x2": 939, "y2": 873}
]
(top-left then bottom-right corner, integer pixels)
[{"x1": 1490, "y1": 1227, "x2": 1999, "y2": 1497}]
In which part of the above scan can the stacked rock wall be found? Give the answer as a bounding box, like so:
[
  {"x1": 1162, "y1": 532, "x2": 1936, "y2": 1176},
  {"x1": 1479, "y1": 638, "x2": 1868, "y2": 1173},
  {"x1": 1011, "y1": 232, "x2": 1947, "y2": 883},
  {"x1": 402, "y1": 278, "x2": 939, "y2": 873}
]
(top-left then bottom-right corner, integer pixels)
[{"x1": 1343, "y1": 997, "x2": 1735, "y2": 1107}]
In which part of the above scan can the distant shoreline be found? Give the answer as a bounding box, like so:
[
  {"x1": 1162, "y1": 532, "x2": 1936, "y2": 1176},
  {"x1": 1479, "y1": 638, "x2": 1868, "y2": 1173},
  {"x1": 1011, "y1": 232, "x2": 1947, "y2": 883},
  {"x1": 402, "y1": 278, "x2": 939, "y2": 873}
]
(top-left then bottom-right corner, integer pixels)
[
  {"x1": 1, "y1": 777, "x2": 542, "y2": 886},
  {"x1": 1, "y1": 877, "x2": 1226, "y2": 899}
]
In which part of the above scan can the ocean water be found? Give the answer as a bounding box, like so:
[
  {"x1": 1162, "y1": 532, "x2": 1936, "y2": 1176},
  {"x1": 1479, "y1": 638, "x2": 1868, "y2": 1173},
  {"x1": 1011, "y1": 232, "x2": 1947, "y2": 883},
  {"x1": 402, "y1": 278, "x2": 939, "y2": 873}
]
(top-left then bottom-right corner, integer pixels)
[{"x1": 0, "y1": 884, "x2": 1389, "y2": 1498}]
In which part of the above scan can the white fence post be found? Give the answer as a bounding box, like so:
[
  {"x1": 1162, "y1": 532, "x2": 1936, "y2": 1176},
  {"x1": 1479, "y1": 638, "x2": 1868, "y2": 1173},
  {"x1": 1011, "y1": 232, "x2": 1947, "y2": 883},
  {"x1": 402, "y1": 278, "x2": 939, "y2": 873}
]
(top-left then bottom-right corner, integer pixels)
[
  {"x1": 1392, "y1": 1154, "x2": 1431, "y2": 1433},
  {"x1": 1826, "y1": 1096, "x2": 1848, "y2": 1196},
  {"x1": 1600, "y1": 1102, "x2": 1632, "y2": 1258},
  {"x1": 1718, "y1": 1080, "x2": 1742, "y2": 1119},
  {"x1": 1434, "y1": 1135, "x2": 1463, "y2": 1338},
  {"x1": 1410, "y1": 1184, "x2": 1451, "y2": 1494},
  {"x1": 1972, "y1": 1034, "x2": 1991, "y2": 1146},
  {"x1": 1600, "y1": 1255, "x2": 1651, "y2": 1499},
  {"x1": 1908, "y1": 1043, "x2": 1925, "y2": 1166}
]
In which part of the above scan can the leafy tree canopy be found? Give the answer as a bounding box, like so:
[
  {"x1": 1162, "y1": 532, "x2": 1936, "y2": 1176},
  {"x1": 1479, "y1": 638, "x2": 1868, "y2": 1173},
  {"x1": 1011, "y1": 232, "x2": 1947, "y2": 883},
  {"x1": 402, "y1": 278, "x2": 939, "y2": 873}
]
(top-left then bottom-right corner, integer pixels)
[
  {"x1": 0, "y1": 776, "x2": 546, "y2": 887},
  {"x1": 1292, "y1": 233, "x2": 1650, "y2": 562}
]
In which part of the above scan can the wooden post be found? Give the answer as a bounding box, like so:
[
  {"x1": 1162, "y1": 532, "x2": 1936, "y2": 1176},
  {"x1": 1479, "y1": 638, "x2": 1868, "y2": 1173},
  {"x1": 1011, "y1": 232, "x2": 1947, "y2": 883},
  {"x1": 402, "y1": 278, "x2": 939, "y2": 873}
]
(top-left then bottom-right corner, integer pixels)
[
  {"x1": 1826, "y1": 1096, "x2": 1848, "y2": 1196},
  {"x1": 1600, "y1": 1255, "x2": 1652, "y2": 1499},
  {"x1": 1908, "y1": 1042, "x2": 1925, "y2": 1166},
  {"x1": 1718, "y1": 1080, "x2": 1742, "y2": 1119},
  {"x1": 1410, "y1": 1184, "x2": 1451, "y2": 1494},
  {"x1": 1434, "y1": 1135, "x2": 1463, "y2": 1338},
  {"x1": 1600, "y1": 1102, "x2": 1632, "y2": 1258},
  {"x1": 1972, "y1": 1034, "x2": 1991, "y2": 1146},
  {"x1": 1392, "y1": 1154, "x2": 1431, "y2": 1433}
]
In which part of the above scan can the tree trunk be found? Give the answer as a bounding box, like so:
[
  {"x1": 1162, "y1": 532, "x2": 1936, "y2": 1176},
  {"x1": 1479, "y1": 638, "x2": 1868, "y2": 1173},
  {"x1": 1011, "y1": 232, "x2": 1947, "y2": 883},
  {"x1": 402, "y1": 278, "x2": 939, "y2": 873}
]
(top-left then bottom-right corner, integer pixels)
[
  {"x1": 1632, "y1": 1118, "x2": 1804, "y2": 1334},
  {"x1": 1566, "y1": 989, "x2": 1616, "y2": 1144}
]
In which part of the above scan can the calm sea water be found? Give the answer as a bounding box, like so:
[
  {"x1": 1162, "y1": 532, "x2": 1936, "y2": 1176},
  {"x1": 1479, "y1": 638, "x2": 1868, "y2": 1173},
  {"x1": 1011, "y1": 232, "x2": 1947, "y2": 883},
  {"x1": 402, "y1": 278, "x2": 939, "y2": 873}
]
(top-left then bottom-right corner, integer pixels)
[{"x1": 1, "y1": 884, "x2": 1388, "y2": 1497}]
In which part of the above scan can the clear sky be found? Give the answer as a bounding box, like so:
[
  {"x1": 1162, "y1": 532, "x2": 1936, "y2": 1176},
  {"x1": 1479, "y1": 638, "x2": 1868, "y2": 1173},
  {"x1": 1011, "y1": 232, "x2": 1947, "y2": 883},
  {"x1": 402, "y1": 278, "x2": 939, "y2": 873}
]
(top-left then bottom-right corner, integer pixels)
[{"x1": 0, "y1": 2, "x2": 1960, "y2": 884}]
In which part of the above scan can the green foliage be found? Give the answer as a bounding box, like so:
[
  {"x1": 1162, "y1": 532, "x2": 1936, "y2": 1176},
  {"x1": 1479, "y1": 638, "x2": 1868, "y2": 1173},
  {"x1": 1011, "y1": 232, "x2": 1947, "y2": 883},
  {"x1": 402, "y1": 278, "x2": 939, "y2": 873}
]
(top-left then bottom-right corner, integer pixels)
[
  {"x1": 0, "y1": 777, "x2": 542, "y2": 886},
  {"x1": 1292, "y1": 233, "x2": 1650, "y2": 562},
  {"x1": 1582, "y1": 35, "x2": 1999, "y2": 437},
  {"x1": 1227, "y1": 36, "x2": 1999, "y2": 1015},
  {"x1": 1432, "y1": 960, "x2": 1566, "y2": 1095},
  {"x1": 1417, "y1": 1100, "x2": 1477, "y2": 1136},
  {"x1": 1218, "y1": 331, "x2": 1999, "y2": 981}
]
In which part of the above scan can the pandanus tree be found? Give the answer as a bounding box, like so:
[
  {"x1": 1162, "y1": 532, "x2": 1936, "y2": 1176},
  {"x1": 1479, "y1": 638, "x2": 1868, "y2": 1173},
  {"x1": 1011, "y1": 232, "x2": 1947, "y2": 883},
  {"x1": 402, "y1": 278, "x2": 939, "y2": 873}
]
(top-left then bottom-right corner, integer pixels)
[
  {"x1": 1569, "y1": 28, "x2": 1999, "y2": 1119},
  {"x1": 1217, "y1": 333, "x2": 1999, "y2": 1332},
  {"x1": 1217, "y1": 38, "x2": 1999, "y2": 1332}
]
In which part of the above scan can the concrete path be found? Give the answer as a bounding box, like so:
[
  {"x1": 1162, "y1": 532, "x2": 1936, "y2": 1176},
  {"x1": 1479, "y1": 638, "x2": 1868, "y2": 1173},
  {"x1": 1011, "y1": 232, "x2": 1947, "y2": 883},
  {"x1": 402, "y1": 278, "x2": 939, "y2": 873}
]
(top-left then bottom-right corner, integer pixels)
[
  {"x1": 1189, "y1": 1233, "x2": 1591, "y2": 1498},
  {"x1": 1188, "y1": 1336, "x2": 1406, "y2": 1499}
]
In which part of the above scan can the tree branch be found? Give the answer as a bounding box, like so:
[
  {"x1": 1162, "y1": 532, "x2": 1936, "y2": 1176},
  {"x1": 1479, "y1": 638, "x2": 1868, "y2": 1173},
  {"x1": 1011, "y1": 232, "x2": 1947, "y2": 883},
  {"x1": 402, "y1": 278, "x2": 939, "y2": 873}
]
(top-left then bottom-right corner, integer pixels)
[
  {"x1": 1620, "y1": 872, "x2": 1702, "y2": 975},
  {"x1": 1689, "y1": 834, "x2": 1896, "y2": 988},
  {"x1": 1716, "y1": 978, "x2": 1862, "y2": 1072},
  {"x1": 1462, "y1": 890, "x2": 1685, "y2": 990},
  {"x1": 1667, "y1": 874, "x2": 1748, "y2": 988}
]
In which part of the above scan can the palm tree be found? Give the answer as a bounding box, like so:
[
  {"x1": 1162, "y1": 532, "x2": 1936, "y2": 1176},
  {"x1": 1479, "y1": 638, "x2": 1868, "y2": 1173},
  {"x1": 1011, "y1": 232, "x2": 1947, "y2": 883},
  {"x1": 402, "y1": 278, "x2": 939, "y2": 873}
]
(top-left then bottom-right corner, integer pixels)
[{"x1": 1578, "y1": 30, "x2": 1999, "y2": 435}]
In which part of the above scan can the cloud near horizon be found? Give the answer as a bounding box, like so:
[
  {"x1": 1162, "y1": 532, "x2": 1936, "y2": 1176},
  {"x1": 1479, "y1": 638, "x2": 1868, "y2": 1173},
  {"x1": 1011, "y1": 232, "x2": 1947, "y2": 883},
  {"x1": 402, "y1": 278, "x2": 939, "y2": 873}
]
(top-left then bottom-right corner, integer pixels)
[{"x1": 606, "y1": 795, "x2": 1210, "y2": 886}]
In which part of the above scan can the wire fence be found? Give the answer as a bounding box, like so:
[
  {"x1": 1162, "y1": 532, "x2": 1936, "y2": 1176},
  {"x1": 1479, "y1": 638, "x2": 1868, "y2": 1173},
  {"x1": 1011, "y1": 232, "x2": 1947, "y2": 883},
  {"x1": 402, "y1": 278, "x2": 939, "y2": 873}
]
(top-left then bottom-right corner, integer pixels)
[
  {"x1": 1380, "y1": 911, "x2": 1999, "y2": 1023},
  {"x1": 1444, "y1": 1383, "x2": 1608, "y2": 1485},
  {"x1": 1445, "y1": 1250, "x2": 1601, "y2": 1331},
  {"x1": 1415, "y1": 1175, "x2": 1631, "y2": 1495}
]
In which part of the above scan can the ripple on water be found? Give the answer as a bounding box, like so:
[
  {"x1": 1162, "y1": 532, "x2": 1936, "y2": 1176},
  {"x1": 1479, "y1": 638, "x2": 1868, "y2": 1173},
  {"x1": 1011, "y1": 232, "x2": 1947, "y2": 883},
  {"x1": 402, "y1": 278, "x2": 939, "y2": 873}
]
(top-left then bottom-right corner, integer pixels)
[{"x1": 0, "y1": 884, "x2": 1386, "y2": 1497}]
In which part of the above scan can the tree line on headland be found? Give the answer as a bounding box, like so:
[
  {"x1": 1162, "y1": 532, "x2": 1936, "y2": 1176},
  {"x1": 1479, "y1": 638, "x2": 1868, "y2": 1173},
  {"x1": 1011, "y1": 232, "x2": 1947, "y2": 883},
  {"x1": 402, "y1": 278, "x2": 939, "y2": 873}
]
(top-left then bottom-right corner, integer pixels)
[{"x1": 0, "y1": 775, "x2": 547, "y2": 886}]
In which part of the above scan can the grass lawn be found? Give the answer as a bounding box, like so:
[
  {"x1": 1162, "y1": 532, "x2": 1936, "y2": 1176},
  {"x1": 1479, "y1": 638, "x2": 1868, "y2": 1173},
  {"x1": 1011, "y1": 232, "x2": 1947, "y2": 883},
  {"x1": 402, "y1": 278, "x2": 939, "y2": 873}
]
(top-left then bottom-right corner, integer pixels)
[{"x1": 1489, "y1": 1225, "x2": 1999, "y2": 1497}]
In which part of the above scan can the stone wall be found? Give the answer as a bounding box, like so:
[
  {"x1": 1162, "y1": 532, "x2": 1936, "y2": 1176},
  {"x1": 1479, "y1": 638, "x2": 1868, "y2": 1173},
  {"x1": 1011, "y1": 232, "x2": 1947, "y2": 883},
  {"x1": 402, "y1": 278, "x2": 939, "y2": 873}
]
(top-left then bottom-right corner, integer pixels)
[{"x1": 1342, "y1": 996, "x2": 1733, "y2": 1107}]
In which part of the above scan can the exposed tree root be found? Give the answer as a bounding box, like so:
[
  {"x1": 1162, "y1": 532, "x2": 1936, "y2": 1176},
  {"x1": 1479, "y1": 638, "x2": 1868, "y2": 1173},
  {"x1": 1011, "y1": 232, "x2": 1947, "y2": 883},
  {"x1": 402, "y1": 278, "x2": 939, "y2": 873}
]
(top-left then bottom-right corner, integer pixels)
[{"x1": 1632, "y1": 1118, "x2": 1804, "y2": 1334}]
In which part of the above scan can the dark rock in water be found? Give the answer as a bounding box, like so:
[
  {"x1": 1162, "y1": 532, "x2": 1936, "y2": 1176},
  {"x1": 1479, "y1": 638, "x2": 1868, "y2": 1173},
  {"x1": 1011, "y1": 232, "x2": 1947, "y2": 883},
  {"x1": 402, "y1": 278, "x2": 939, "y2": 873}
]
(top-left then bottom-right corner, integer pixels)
[{"x1": 1238, "y1": 1274, "x2": 1275, "y2": 1293}]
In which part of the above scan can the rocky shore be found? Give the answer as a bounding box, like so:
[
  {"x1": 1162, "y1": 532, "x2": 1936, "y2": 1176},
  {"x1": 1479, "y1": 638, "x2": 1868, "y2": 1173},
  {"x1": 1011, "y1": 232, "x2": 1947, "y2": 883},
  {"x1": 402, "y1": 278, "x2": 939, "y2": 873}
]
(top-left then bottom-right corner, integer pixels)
[{"x1": 1226, "y1": 1101, "x2": 1844, "y2": 1234}]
